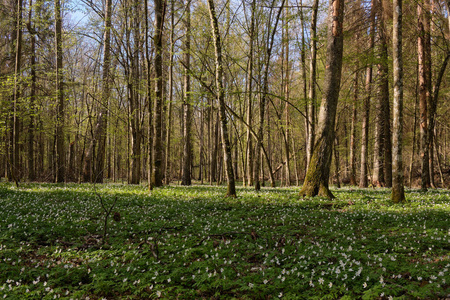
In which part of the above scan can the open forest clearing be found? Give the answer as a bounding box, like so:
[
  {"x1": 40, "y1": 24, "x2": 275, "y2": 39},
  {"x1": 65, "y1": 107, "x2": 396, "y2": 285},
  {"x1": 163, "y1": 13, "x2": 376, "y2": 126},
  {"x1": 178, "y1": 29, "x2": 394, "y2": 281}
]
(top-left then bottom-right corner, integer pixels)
[{"x1": 0, "y1": 183, "x2": 449, "y2": 299}]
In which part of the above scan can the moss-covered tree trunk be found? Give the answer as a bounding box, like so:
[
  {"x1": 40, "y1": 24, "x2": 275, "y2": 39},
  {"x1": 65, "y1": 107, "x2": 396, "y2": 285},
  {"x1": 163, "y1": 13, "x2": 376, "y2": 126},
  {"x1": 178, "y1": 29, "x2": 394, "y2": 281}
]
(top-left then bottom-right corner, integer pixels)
[{"x1": 299, "y1": 0, "x2": 344, "y2": 199}]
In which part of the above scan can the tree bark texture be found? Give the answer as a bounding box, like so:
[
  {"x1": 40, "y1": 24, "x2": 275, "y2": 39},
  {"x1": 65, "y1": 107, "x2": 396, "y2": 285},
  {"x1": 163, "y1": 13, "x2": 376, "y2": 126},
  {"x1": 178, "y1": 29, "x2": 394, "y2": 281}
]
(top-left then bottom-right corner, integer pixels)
[
  {"x1": 418, "y1": 0, "x2": 432, "y2": 190},
  {"x1": 306, "y1": 0, "x2": 319, "y2": 170},
  {"x1": 360, "y1": 0, "x2": 375, "y2": 188},
  {"x1": 392, "y1": 0, "x2": 406, "y2": 203},
  {"x1": 152, "y1": 0, "x2": 165, "y2": 188},
  {"x1": 299, "y1": 0, "x2": 345, "y2": 199}
]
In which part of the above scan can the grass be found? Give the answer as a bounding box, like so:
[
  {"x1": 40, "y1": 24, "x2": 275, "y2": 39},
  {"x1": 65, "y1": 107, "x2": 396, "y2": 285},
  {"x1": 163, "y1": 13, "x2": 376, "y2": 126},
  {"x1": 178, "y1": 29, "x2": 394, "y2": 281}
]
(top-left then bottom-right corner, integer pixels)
[{"x1": 0, "y1": 182, "x2": 449, "y2": 299}]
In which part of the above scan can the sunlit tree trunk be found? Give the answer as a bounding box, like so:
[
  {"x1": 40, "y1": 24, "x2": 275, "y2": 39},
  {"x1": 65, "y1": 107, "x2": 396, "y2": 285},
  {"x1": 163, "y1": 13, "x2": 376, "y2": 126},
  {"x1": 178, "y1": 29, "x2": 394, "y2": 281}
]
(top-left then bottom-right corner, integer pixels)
[
  {"x1": 306, "y1": 0, "x2": 319, "y2": 170},
  {"x1": 418, "y1": 0, "x2": 431, "y2": 190},
  {"x1": 360, "y1": 0, "x2": 375, "y2": 188},
  {"x1": 391, "y1": 0, "x2": 405, "y2": 203},
  {"x1": 299, "y1": 0, "x2": 345, "y2": 199},
  {"x1": 207, "y1": 0, "x2": 236, "y2": 197}
]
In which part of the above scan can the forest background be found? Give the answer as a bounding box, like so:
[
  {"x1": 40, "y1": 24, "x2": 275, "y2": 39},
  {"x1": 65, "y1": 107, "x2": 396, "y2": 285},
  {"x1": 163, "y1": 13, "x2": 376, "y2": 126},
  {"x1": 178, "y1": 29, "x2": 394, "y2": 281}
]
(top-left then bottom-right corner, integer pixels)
[{"x1": 1, "y1": 0, "x2": 450, "y2": 196}]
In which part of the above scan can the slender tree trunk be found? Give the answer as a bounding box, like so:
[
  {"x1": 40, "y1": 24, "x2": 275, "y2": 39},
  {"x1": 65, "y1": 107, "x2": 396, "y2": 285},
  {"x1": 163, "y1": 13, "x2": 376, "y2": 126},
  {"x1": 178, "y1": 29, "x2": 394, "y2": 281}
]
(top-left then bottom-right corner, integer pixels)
[
  {"x1": 306, "y1": 0, "x2": 319, "y2": 170},
  {"x1": 207, "y1": 0, "x2": 236, "y2": 197},
  {"x1": 245, "y1": 0, "x2": 255, "y2": 187},
  {"x1": 409, "y1": 87, "x2": 418, "y2": 187},
  {"x1": 10, "y1": 0, "x2": 23, "y2": 184},
  {"x1": 391, "y1": 0, "x2": 406, "y2": 203},
  {"x1": 299, "y1": 0, "x2": 345, "y2": 199},
  {"x1": 334, "y1": 135, "x2": 341, "y2": 188},
  {"x1": 254, "y1": 0, "x2": 284, "y2": 191},
  {"x1": 349, "y1": 69, "x2": 358, "y2": 186},
  {"x1": 55, "y1": 0, "x2": 65, "y2": 183},
  {"x1": 360, "y1": 0, "x2": 375, "y2": 188},
  {"x1": 28, "y1": 0, "x2": 36, "y2": 181},
  {"x1": 164, "y1": 0, "x2": 175, "y2": 185},
  {"x1": 145, "y1": 0, "x2": 153, "y2": 190},
  {"x1": 181, "y1": 0, "x2": 192, "y2": 186},
  {"x1": 418, "y1": 0, "x2": 431, "y2": 190},
  {"x1": 151, "y1": 0, "x2": 165, "y2": 188},
  {"x1": 283, "y1": 0, "x2": 291, "y2": 186}
]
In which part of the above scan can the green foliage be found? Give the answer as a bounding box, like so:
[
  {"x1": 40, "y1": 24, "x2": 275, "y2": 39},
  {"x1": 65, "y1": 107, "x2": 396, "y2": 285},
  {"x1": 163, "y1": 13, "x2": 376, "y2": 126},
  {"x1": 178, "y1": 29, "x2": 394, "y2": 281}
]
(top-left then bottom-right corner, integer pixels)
[{"x1": 0, "y1": 183, "x2": 449, "y2": 299}]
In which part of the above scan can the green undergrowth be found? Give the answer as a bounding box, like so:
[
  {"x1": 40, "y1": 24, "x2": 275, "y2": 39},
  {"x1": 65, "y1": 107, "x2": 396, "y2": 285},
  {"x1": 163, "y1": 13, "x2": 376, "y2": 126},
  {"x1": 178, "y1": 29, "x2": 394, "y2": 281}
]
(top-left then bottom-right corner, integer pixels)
[{"x1": 0, "y1": 183, "x2": 449, "y2": 299}]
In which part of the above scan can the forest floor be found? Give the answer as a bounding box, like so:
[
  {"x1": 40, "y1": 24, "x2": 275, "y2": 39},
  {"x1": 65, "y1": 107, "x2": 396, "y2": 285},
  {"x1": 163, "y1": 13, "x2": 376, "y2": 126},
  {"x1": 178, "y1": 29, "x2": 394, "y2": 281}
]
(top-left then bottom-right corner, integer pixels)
[{"x1": 0, "y1": 183, "x2": 449, "y2": 299}]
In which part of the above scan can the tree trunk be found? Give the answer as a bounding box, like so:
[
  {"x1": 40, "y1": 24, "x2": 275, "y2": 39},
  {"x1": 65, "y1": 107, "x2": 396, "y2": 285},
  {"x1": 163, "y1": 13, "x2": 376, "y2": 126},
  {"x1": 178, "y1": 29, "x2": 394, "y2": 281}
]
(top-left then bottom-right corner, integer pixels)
[
  {"x1": 245, "y1": 0, "x2": 255, "y2": 187},
  {"x1": 55, "y1": 0, "x2": 65, "y2": 183},
  {"x1": 391, "y1": 0, "x2": 406, "y2": 203},
  {"x1": 299, "y1": 0, "x2": 345, "y2": 199},
  {"x1": 283, "y1": 0, "x2": 291, "y2": 186},
  {"x1": 373, "y1": 11, "x2": 390, "y2": 187},
  {"x1": 349, "y1": 69, "x2": 358, "y2": 186},
  {"x1": 164, "y1": 0, "x2": 175, "y2": 185},
  {"x1": 360, "y1": 0, "x2": 375, "y2": 188},
  {"x1": 207, "y1": 0, "x2": 236, "y2": 197},
  {"x1": 181, "y1": 0, "x2": 192, "y2": 186},
  {"x1": 145, "y1": 0, "x2": 153, "y2": 190},
  {"x1": 254, "y1": 0, "x2": 284, "y2": 191},
  {"x1": 418, "y1": 0, "x2": 431, "y2": 190},
  {"x1": 27, "y1": 0, "x2": 36, "y2": 181},
  {"x1": 151, "y1": 0, "x2": 165, "y2": 188},
  {"x1": 306, "y1": 0, "x2": 319, "y2": 170}
]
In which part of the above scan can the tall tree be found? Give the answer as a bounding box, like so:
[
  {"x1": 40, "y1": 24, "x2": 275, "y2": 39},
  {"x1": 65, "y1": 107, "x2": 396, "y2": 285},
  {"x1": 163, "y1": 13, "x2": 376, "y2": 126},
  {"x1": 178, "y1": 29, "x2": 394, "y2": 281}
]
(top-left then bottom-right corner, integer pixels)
[
  {"x1": 299, "y1": 0, "x2": 345, "y2": 199},
  {"x1": 151, "y1": 0, "x2": 165, "y2": 188},
  {"x1": 207, "y1": 0, "x2": 236, "y2": 197},
  {"x1": 27, "y1": 0, "x2": 37, "y2": 181},
  {"x1": 391, "y1": 0, "x2": 405, "y2": 203},
  {"x1": 372, "y1": 0, "x2": 391, "y2": 187},
  {"x1": 418, "y1": 0, "x2": 432, "y2": 190},
  {"x1": 306, "y1": 0, "x2": 319, "y2": 170},
  {"x1": 11, "y1": 0, "x2": 23, "y2": 183},
  {"x1": 55, "y1": 0, "x2": 65, "y2": 183},
  {"x1": 164, "y1": 0, "x2": 175, "y2": 185},
  {"x1": 181, "y1": 0, "x2": 192, "y2": 186},
  {"x1": 360, "y1": 0, "x2": 375, "y2": 188},
  {"x1": 245, "y1": 0, "x2": 256, "y2": 186}
]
